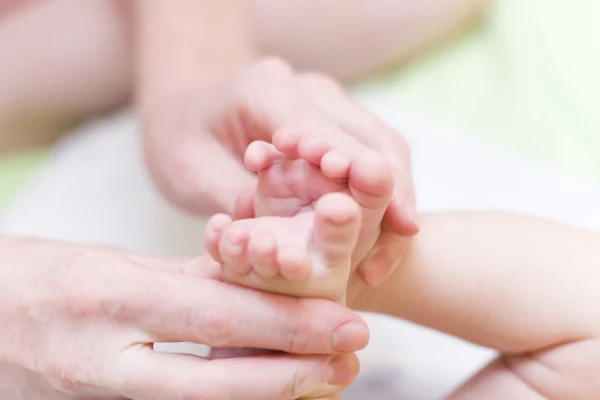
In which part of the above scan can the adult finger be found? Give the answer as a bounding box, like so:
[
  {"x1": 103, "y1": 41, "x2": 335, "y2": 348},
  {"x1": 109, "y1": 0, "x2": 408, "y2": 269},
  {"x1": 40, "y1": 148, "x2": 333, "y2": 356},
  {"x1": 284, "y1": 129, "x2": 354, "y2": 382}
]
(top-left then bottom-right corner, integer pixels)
[
  {"x1": 232, "y1": 60, "x2": 398, "y2": 253},
  {"x1": 113, "y1": 346, "x2": 359, "y2": 400},
  {"x1": 297, "y1": 72, "x2": 417, "y2": 285},
  {"x1": 298, "y1": 72, "x2": 419, "y2": 236},
  {"x1": 230, "y1": 58, "x2": 369, "y2": 160},
  {"x1": 356, "y1": 230, "x2": 410, "y2": 287},
  {"x1": 127, "y1": 269, "x2": 370, "y2": 354}
]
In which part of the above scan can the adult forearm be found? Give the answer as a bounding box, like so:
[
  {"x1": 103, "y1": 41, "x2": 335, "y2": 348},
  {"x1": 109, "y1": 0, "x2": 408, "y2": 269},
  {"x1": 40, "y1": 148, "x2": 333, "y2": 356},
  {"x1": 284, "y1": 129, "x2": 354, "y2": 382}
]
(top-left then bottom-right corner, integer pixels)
[
  {"x1": 133, "y1": 0, "x2": 255, "y2": 108},
  {"x1": 132, "y1": 1, "x2": 258, "y2": 216}
]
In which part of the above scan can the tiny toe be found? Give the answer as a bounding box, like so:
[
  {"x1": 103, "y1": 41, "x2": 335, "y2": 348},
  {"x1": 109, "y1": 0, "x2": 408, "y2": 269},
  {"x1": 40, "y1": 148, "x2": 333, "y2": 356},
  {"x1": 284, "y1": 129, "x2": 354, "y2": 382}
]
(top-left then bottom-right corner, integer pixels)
[
  {"x1": 312, "y1": 193, "x2": 361, "y2": 268},
  {"x1": 317, "y1": 192, "x2": 362, "y2": 225},
  {"x1": 297, "y1": 135, "x2": 331, "y2": 166},
  {"x1": 204, "y1": 213, "x2": 233, "y2": 263},
  {"x1": 277, "y1": 244, "x2": 310, "y2": 281},
  {"x1": 244, "y1": 141, "x2": 285, "y2": 172},
  {"x1": 321, "y1": 150, "x2": 351, "y2": 179},
  {"x1": 248, "y1": 231, "x2": 279, "y2": 278},
  {"x1": 272, "y1": 129, "x2": 301, "y2": 159},
  {"x1": 219, "y1": 224, "x2": 252, "y2": 275}
]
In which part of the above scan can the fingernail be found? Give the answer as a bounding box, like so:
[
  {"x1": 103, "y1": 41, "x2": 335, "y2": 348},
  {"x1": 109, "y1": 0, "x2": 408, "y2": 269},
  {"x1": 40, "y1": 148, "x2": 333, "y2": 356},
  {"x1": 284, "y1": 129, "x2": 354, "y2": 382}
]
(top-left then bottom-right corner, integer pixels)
[
  {"x1": 330, "y1": 322, "x2": 369, "y2": 352},
  {"x1": 327, "y1": 354, "x2": 359, "y2": 385}
]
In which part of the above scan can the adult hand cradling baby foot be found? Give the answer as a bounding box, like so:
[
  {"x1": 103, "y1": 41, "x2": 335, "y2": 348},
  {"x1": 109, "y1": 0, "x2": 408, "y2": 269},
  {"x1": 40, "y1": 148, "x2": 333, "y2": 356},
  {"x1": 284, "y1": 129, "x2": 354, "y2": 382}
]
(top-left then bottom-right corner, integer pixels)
[
  {"x1": 1, "y1": 3, "x2": 427, "y2": 398},
  {"x1": 137, "y1": 59, "x2": 418, "y2": 400},
  {"x1": 139, "y1": 58, "x2": 419, "y2": 288},
  {"x1": 0, "y1": 40, "x2": 416, "y2": 400},
  {"x1": 7, "y1": 1, "x2": 599, "y2": 398},
  {"x1": 0, "y1": 238, "x2": 367, "y2": 399}
]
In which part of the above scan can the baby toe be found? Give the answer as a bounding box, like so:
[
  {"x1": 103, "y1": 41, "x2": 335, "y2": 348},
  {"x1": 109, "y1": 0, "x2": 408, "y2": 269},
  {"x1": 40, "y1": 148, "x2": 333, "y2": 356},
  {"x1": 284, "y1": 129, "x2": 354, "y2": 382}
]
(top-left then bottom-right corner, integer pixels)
[
  {"x1": 320, "y1": 150, "x2": 351, "y2": 180},
  {"x1": 312, "y1": 193, "x2": 361, "y2": 268},
  {"x1": 247, "y1": 231, "x2": 279, "y2": 278},
  {"x1": 272, "y1": 128, "x2": 301, "y2": 160},
  {"x1": 297, "y1": 135, "x2": 331, "y2": 167},
  {"x1": 245, "y1": 141, "x2": 285, "y2": 172},
  {"x1": 276, "y1": 243, "x2": 310, "y2": 281},
  {"x1": 219, "y1": 223, "x2": 252, "y2": 275},
  {"x1": 204, "y1": 213, "x2": 233, "y2": 263}
]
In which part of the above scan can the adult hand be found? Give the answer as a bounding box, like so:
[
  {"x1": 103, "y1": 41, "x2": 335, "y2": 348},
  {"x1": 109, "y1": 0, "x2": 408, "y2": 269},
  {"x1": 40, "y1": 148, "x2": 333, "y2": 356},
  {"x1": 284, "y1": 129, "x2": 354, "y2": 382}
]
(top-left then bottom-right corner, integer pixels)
[
  {"x1": 0, "y1": 237, "x2": 368, "y2": 399},
  {"x1": 139, "y1": 58, "x2": 418, "y2": 287}
]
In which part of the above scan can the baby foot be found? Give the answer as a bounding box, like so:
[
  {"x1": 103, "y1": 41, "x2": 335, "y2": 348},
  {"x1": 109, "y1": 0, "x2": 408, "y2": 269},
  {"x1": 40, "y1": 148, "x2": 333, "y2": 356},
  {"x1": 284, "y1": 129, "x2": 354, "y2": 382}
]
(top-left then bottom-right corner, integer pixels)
[
  {"x1": 205, "y1": 193, "x2": 361, "y2": 302},
  {"x1": 244, "y1": 129, "x2": 395, "y2": 260},
  {"x1": 204, "y1": 129, "x2": 391, "y2": 360}
]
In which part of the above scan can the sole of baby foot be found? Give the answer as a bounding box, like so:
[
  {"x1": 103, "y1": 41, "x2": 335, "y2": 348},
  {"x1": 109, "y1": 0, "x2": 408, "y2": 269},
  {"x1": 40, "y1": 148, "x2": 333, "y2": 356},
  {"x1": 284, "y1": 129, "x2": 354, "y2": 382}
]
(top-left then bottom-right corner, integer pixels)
[
  {"x1": 273, "y1": 128, "x2": 393, "y2": 221},
  {"x1": 216, "y1": 213, "x2": 314, "y2": 294},
  {"x1": 204, "y1": 213, "x2": 233, "y2": 264},
  {"x1": 309, "y1": 193, "x2": 361, "y2": 303},
  {"x1": 215, "y1": 193, "x2": 361, "y2": 302},
  {"x1": 205, "y1": 213, "x2": 254, "y2": 275},
  {"x1": 244, "y1": 140, "x2": 348, "y2": 218},
  {"x1": 274, "y1": 129, "x2": 393, "y2": 259}
]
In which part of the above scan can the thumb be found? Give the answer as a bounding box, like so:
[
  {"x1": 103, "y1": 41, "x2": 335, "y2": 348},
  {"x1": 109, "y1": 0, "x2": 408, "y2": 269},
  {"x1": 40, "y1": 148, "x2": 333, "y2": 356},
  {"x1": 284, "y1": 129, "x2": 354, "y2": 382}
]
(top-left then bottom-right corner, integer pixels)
[{"x1": 357, "y1": 230, "x2": 410, "y2": 286}]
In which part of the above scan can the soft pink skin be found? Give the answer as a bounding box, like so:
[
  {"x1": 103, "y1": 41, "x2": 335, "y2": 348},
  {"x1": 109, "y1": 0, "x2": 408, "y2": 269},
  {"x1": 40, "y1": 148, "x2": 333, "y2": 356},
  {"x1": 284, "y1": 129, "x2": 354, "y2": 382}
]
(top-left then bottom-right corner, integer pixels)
[
  {"x1": 203, "y1": 125, "x2": 393, "y2": 383},
  {"x1": 205, "y1": 128, "x2": 395, "y2": 302},
  {"x1": 206, "y1": 193, "x2": 362, "y2": 302},
  {"x1": 141, "y1": 59, "x2": 418, "y2": 289},
  {"x1": 0, "y1": 238, "x2": 368, "y2": 399}
]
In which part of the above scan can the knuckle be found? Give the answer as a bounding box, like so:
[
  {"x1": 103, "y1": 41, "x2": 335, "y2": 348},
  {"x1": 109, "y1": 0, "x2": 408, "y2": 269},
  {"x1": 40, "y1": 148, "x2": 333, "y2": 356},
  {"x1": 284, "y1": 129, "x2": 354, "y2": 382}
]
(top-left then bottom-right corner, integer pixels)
[
  {"x1": 284, "y1": 301, "x2": 319, "y2": 354},
  {"x1": 282, "y1": 359, "x2": 329, "y2": 400},
  {"x1": 282, "y1": 367, "x2": 304, "y2": 399},
  {"x1": 286, "y1": 320, "x2": 303, "y2": 354}
]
